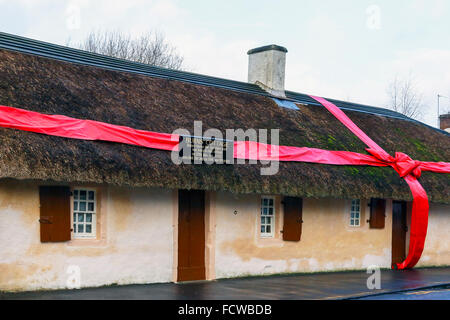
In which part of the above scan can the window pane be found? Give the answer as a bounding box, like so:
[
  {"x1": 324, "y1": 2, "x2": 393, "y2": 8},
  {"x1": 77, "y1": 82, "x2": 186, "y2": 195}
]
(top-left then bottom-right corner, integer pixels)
[
  {"x1": 350, "y1": 199, "x2": 361, "y2": 227},
  {"x1": 86, "y1": 213, "x2": 92, "y2": 223},
  {"x1": 261, "y1": 197, "x2": 275, "y2": 236},
  {"x1": 73, "y1": 214, "x2": 77, "y2": 222},
  {"x1": 78, "y1": 224, "x2": 84, "y2": 233},
  {"x1": 86, "y1": 224, "x2": 92, "y2": 233},
  {"x1": 88, "y1": 202, "x2": 94, "y2": 212},
  {"x1": 73, "y1": 224, "x2": 76, "y2": 232},
  {"x1": 79, "y1": 202, "x2": 86, "y2": 211},
  {"x1": 74, "y1": 202, "x2": 78, "y2": 211},
  {"x1": 88, "y1": 191, "x2": 95, "y2": 200},
  {"x1": 80, "y1": 190, "x2": 87, "y2": 200},
  {"x1": 74, "y1": 190, "x2": 78, "y2": 200},
  {"x1": 78, "y1": 214, "x2": 84, "y2": 222}
]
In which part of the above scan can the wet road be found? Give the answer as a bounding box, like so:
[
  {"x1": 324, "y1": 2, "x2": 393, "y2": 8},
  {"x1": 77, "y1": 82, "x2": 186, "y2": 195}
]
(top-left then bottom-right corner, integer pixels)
[
  {"x1": 1, "y1": 267, "x2": 449, "y2": 300},
  {"x1": 355, "y1": 285, "x2": 450, "y2": 300}
]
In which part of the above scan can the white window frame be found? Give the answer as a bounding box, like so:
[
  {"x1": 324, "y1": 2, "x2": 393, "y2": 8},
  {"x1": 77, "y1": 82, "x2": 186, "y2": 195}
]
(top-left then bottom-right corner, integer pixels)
[
  {"x1": 350, "y1": 199, "x2": 361, "y2": 227},
  {"x1": 260, "y1": 196, "x2": 275, "y2": 238},
  {"x1": 72, "y1": 188, "x2": 97, "y2": 239}
]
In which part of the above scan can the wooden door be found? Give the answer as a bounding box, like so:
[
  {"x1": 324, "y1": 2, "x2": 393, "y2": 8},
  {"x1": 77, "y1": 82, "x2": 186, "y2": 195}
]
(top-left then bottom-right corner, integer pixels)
[
  {"x1": 283, "y1": 197, "x2": 303, "y2": 241},
  {"x1": 392, "y1": 201, "x2": 407, "y2": 265},
  {"x1": 177, "y1": 189, "x2": 206, "y2": 282}
]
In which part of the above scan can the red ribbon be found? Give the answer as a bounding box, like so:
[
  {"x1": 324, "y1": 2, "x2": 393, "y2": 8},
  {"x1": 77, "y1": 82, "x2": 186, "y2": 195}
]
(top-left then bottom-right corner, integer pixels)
[
  {"x1": 0, "y1": 105, "x2": 179, "y2": 151},
  {"x1": 306, "y1": 96, "x2": 448, "y2": 269},
  {"x1": 0, "y1": 102, "x2": 449, "y2": 269},
  {"x1": 234, "y1": 97, "x2": 449, "y2": 269}
]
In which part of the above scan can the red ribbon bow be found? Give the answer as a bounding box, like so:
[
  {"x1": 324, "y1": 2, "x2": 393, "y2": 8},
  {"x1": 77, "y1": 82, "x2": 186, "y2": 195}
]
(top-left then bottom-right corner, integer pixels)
[
  {"x1": 366, "y1": 149, "x2": 422, "y2": 178},
  {"x1": 308, "y1": 96, "x2": 450, "y2": 270}
]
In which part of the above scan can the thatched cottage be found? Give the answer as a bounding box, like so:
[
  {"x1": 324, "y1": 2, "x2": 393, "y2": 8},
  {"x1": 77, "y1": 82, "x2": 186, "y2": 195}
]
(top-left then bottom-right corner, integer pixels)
[{"x1": 0, "y1": 32, "x2": 449, "y2": 292}]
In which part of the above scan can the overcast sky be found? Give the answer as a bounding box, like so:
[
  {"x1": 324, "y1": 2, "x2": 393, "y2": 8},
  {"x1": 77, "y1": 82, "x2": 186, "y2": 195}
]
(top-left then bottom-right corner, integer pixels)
[{"x1": 1, "y1": 0, "x2": 449, "y2": 127}]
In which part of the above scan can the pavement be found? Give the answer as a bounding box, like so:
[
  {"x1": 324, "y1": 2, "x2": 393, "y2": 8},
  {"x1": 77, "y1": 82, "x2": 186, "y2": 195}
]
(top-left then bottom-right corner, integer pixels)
[
  {"x1": 1, "y1": 267, "x2": 449, "y2": 300},
  {"x1": 354, "y1": 285, "x2": 450, "y2": 300}
]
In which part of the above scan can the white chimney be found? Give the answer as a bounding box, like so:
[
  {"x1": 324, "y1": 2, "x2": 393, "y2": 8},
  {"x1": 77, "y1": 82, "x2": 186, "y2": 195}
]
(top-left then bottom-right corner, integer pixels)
[{"x1": 247, "y1": 44, "x2": 288, "y2": 98}]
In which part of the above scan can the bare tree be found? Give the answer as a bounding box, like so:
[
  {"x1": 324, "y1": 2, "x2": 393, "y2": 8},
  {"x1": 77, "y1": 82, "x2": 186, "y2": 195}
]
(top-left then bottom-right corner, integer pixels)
[
  {"x1": 386, "y1": 75, "x2": 423, "y2": 119},
  {"x1": 74, "y1": 30, "x2": 185, "y2": 70}
]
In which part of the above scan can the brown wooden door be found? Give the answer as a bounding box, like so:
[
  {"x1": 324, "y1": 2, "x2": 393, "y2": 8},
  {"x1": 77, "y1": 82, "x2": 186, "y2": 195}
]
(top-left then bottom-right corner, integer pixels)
[
  {"x1": 177, "y1": 189, "x2": 206, "y2": 282},
  {"x1": 39, "y1": 186, "x2": 71, "y2": 242},
  {"x1": 392, "y1": 201, "x2": 407, "y2": 265},
  {"x1": 283, "y1": 197, "x2": 303, "y2": 241}
]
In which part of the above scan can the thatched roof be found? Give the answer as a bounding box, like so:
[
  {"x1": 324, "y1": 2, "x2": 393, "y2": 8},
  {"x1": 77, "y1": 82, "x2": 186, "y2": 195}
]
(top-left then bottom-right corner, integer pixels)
[{"x1": 0, "y1": 47, "x2": 449, "y2": 203}]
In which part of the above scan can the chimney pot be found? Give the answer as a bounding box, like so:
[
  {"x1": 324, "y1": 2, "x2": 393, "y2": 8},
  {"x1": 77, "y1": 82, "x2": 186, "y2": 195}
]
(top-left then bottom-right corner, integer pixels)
[
  {"x1": 439, "y1": 113, "x2": 450, "y2": 132},
  {"x1": 247, "y1": 44, "x2": 288, "y2": 98}
]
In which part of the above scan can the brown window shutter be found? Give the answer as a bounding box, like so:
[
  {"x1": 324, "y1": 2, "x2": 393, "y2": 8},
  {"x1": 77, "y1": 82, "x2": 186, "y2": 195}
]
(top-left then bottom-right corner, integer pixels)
[
  {"x1": 282, "y1": 197, "x2": 303, "y2": 241},
  {"x1": 369, "y1": 198, "x2": 386, "y2": 229},
  {"x1": 39, "y1": 186, "x2": 71, "y2": 242}
]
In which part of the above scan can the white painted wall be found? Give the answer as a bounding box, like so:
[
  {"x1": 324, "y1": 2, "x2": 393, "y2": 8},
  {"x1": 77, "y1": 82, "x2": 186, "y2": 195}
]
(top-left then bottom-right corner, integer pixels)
[
  {"x1": 213, "y1": 191, "x2": 450, "y2": 279},
  {"x1": 0, "y1": 180, "x2": 448, "y2": 292},
  {"x1": 418, "y1": 203, "x2": 450, "y2": 267},
  {"x1": 0, "y1": 180, "x2": 174, "y2": 292}
]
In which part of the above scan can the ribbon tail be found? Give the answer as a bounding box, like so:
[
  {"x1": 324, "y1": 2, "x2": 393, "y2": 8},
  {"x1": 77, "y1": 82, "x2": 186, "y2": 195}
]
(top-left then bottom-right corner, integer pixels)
[{"x1": 394, "y1": 175, "x2": 429, "y2": 270}]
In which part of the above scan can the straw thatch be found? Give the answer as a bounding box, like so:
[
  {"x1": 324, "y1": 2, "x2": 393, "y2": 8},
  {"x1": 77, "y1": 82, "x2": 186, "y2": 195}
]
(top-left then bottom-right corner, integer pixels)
[{"x1": 0, "y1": 49, "x2": 449, "y2": 203}]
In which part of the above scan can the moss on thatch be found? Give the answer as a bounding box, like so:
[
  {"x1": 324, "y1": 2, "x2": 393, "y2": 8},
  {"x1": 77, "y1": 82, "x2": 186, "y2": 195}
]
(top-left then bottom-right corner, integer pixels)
[{"x1": 0, "y1": 49, "x2": 449, "y2": 203}]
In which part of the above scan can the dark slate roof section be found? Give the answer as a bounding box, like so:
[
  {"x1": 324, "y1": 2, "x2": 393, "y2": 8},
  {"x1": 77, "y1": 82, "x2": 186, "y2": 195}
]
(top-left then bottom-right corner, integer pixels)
[
  {"x1": 286, "y1": 91, "x2": 449, "y2": 136},
  {"x1": 0, "y1": 31, "x2": 447, "y2": 135}
]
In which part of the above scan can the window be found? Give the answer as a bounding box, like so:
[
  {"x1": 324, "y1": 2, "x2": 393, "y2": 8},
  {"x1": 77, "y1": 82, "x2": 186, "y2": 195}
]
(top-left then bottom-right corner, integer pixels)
[
  {"x1": 350, "y1": 199, "x2": 361, "y2": 227},
  {"x1": 73, "y1": 188, "x2": 96, "y2": 238},
  {"x1": 261, "y1": 196, "x2": 275, "y2": 237}
]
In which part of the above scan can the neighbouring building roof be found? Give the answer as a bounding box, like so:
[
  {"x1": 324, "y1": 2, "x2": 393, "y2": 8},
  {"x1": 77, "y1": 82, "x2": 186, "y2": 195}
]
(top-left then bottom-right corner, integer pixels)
[{"x1": 0, "y1": 32, "x2": 449, "y2": 203}]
